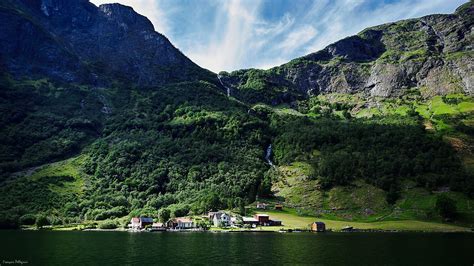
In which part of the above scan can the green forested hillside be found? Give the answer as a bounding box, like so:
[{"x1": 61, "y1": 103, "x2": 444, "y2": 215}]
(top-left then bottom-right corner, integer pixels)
[
  {"x1": 1, "y1": 73, "x2": 473, "y2": 228},
  {"x1": 0, "y1": 77, "x2": 273, "y2": 227},
  {"x1": 0, "y1": 1, "x2": 473, "y2": 229}
]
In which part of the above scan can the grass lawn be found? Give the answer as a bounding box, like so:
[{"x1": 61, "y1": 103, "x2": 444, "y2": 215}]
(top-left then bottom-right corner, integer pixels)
[
  {"x1": 258, "y1": 210, "x2": 471, "y2": 232},
  {"x1": 29, "y1": 155, "x2": 87, "y2": 195}
]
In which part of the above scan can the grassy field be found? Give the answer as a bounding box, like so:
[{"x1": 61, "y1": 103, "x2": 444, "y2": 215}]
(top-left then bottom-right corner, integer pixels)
[
  {"x1": 29, "y1": 155, "x2": 87, "y2": 195},
  {"x1": 255, "y1": 210, "x2": 471, "y2": 232}
]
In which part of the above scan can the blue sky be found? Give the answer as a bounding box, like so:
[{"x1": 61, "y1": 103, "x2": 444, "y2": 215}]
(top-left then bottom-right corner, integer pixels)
[{"x1": 90, "y1": 0, "x2": 467, "y2": 72}]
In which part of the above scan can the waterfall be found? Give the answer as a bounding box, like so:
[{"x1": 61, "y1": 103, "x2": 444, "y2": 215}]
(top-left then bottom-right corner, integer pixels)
[
  {"x1": 217, "y1": 75, "x2": 231, "y2": 97},
  {"x1": 265, "y1": 144, "x2": 274, "y2": 166}
]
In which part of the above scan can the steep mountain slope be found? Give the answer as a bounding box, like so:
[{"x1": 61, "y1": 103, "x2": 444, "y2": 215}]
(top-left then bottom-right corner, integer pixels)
[
  {"x1": 0, "y1": 0, "x2": 215, "y2": 85},
  {"x1": 219, "y1": 1, "x2": 474, "y2": 104},
  {"x1": 0, "y1": 1, "x2": 473, "y2": 229},
  {"x1": 0, "y1": 0, "x2": 218, "y2": 173}
]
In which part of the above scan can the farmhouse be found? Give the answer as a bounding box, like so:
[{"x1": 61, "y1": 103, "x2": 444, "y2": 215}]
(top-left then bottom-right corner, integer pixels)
[
  {"x1": 252, "y1": 214, "x2": 283, "y2": 226},
  {"x1": 256, "y1": 202, "x2": 268, "y2": 209},
  {"x1": 311, "y1": 222, "x2": 326, "y2": 232},
  {"x1": 150, "y1": 222, "x2": 166, "y2": 231},
  {"x1": 167, "y1": 217, "x2": 194, "y2": 229},
  {"x1": 130, "y1": 217, "x2": 153, "y2": 229},
  {"x1": 209, "y1": 211, "x2": 231, "y2": 227}
]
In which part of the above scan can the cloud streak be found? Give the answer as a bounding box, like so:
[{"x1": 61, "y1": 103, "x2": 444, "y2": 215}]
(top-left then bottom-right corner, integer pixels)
[{"x1": 90, "y1": 0, "x2": 467, "y2": 72}]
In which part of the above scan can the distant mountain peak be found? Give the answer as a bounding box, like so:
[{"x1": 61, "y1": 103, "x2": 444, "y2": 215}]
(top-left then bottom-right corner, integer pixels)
[
  {"x1": 0, "y1": 0, "x2": 214, "y2": 86},
  {"x1": 98, "y1": 3, "x2": 155, "y2": 32},
  {"x1": 219, "y1": 1, "x2": 473, "y2": 103}
]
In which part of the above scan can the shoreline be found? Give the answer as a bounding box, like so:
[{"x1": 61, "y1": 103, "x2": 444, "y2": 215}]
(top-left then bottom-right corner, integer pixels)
[{"x1": 14, "y1": 227, "x2": 474, "y2": 234}]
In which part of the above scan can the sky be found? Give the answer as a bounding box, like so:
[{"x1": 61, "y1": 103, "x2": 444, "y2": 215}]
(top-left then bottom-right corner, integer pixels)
[{"x1": 90, "y1": 0, "x2": 467, "y2": 72}]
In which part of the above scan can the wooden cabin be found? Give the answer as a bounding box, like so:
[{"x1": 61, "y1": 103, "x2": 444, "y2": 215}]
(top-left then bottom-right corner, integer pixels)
[
  {"x1": 311, "y1": 222, "x2": 326, "y2": 232},
  {"x1": 254, "y1": 214, "x2": 270, "y2": 225},
  {"x1": 167, "y1": 217, "x2": 194, "y2": 229},
  {"x1": 130, "y1": 217, "x2": 153, "y2": 229}
]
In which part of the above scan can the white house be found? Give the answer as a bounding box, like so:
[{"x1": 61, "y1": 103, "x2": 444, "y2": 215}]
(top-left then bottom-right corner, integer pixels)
[
  {"x1": 210, "y1": 212, "x2": 231, "y2": 227},
  {"x1": 167, "y1": 217, "x2": 194, "y2": 229}
]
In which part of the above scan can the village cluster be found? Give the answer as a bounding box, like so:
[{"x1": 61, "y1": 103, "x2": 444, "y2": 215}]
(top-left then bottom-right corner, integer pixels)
[{"x1": 127, "y1": 202, "x2": 327, "y2": 232}]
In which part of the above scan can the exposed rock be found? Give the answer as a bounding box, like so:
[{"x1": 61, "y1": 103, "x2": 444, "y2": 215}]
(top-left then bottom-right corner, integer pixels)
[
  {"x1": 0, "y1": 0, "x2": 214, "y2": 86},
  {"x1": 220, "y1": 1, "x2": 474, "y2": 102}
]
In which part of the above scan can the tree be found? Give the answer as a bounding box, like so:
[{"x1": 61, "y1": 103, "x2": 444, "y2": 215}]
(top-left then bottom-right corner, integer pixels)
[
  {"x1": 35, "y1": 215, "x2": 50, "y2": 229},
  {"x1": 435, "y1": 195, "x2": 457, "y2": 221},
  {"x1": 20, "y1": 214, "x2": 36, "y2": 225},
  {"x1": 386, "y1": 184, "x2": 400, "y2": 205},
  {"x1": 235, "y1": 197, "x2": 246, "y2": 216},
  {"x1": 196, "y1": 220, "x2": 209, "y2": 230},
  {"x1": 99, "y1": 220, "x2": 117, "y2": 229},
  {"x1": 158, "y1": 208, "x2": 171, "y2": 223},
  {"x1": 200, "y1": 192, "x2": 221, "y2": 212}
]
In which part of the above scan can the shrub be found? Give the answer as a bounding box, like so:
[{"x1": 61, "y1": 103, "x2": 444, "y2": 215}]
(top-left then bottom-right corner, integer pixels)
[
  {"x1": 36, "y1": 215, "x2": 50, "y2": 228},
  {"x1": 0, "y1": 213, "x2": 19, "y2": 229},
  {"x1": 98, "y1": 220, "x2": 117, "y2": 229},
  {"x1": 19, "y1": 214, "x2": 37, "y2": 225},
  {"x1": 158, "y1": 208, "x2": 171, "y2": 223},
  {"x1": 435, "y1": 195, "x2": 457, "y2": 221}
]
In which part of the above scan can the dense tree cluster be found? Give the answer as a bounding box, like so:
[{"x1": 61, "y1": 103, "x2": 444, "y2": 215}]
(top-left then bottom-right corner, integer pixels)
[
  {"x1": 0, "y1": 76, "x2": 472, "y2": 228},
  {"x1": 0, "y1": 80, "x2": 271, "y2": 227},
  {"x1": 272, "y1": 115, "x2": 473, "y2": 199}
]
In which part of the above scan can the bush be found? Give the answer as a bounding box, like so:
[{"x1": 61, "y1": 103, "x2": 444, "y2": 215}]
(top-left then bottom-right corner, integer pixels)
[
  {"x1": 36, "y1": 215, "x2": 50, "y2": 228},
  {"x1": 48, "y1": 216, "x2": 64, "y2": 225},
  {"x1": 158, "y1": 208, "x2": 171, "y2": 223},
  {"x1": 0, "y1": 213, "x2": 19, "y2": 229},
  {"x1": 19, "y1": 214, "x2": 37, "y2": 225},
  {"x1": 94, "y1": 206, "x2": 128, "y2": 220},
  {"x1": 98, "y1": 220, "x2": 117, "y2": 229},
  {"x1": 435, "y1": 195, "x2": 457, "y2": 221}
]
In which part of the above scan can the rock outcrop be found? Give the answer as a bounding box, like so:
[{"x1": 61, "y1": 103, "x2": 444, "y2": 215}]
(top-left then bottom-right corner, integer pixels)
[
  {"x1": 0, "y1": 0, "x2": 214, "y2": 86},
  {"x1": 220, "y1": 1, "x2": 474, "y2": 103}
]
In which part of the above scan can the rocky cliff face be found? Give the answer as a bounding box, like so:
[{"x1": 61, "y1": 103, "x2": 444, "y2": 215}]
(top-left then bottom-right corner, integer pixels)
[
  {"x1": 220, "y1": 1, "x2": 474, "y2": 104},
  {"x1": 0, "y1": 0, "x2": 214, "y2": 86}
]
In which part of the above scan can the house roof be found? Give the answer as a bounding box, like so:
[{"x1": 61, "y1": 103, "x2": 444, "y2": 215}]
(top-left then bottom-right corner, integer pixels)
[
  {"x1": 255, "y1": 214, "x2": 269, "y2": 217},
  {"x1": 152, "y1": 222, "x2": 163, "y2": 227},
  {"x1": 213, "y1": 212, "x2": 229, "y2": 219},
  {"x1": 313, "y1": 222, "x2": 325, "y2": 225},
  {"x1": 131, "y1": 217, "x2": 140, "y2": 223},
  {"x1": 176, "y1": 217, "x2": 193, "y2": 223},
  {"x1": 209, "y1": 211, "x2": 230, "y2": 219},
  {"x1": 242, "y1": 217, "x2": 258, "y2": 222},
  {"x1": 140, "y1": 217, "x2": 153, "y2": 223}
]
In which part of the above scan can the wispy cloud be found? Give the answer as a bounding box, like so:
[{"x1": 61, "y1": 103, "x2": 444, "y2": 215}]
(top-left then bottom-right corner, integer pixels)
[
  {"x1": 277, "y1": 25, "x2": 317, "y2": 54},
  {"x1": 90, "y1": 0, "x2": 467, "y2": 72}
]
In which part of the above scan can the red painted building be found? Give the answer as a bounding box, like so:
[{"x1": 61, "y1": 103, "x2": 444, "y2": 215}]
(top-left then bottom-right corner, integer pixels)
[{"x1": 254, "y1": 214, "x2": 270, "y2": 225}]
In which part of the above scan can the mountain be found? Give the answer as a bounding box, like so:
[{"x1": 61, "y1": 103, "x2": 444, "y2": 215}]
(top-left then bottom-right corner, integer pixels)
[
  {"x1": 0, "y1": 0, "x2": 215, "y2": 86},
  {"x1": 219, "y1": 1, "x2": 473, "y2": 104},
  {"x1": 0, "y1": 1, "x2": 473, "y2": 229}
]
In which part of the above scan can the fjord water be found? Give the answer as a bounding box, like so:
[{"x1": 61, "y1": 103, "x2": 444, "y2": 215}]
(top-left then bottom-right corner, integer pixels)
[{"x1": 1, "y1": 231, "x2": 473, "y2": 265}]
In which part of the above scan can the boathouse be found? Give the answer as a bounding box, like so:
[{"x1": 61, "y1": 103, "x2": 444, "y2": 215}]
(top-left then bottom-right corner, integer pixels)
[{"x1": 311, "y1": 222, "x2": 326, "y2": 232}]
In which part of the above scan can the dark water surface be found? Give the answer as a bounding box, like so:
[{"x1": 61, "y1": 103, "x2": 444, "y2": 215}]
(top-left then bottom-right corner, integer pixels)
[{"x1": 0, "y1": 231, "x2": 473, "y2": 265}]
